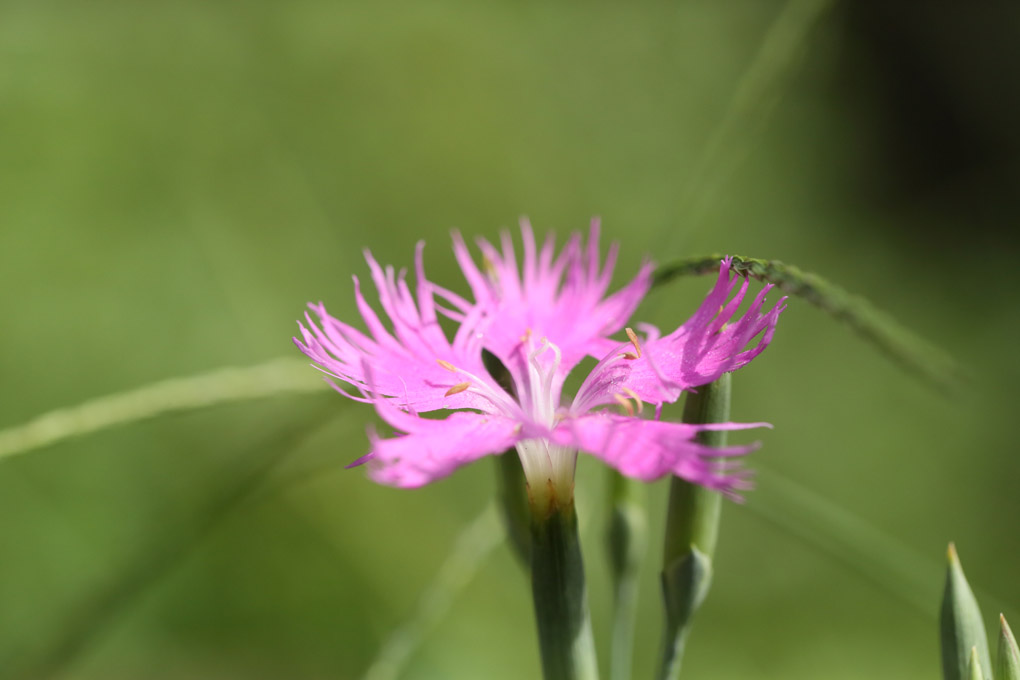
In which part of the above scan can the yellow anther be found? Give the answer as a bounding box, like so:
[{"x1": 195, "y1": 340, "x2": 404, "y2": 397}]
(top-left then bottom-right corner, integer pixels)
[
  {"x1": 445, "y1": 381, "x2": 471, "y2": 396},
  {"x1": 613, "y1": 393, "x2": 635, "y2": 417},
  {"x1": 625, "y1": 327, "x2": 642, "y2": 359},
  {"x1": 621, "y1": 387, "x2": 644, "y2": 414},
  {"x1": 520, "y1": 328, "x2": 533, "y2": 343},
  {"x1": 436, "y1": 359, "x2": 458, "y2": 372}
]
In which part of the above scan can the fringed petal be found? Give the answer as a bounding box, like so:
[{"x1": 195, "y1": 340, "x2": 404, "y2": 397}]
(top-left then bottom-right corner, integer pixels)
[
  {"x1": 549, "y1": 413, "x2": 768, "y2": 499},
  {"x1": 573, "y1": 259, "x2": 786, "y2": 410},
  {"x1": 360, "y1": 408, "x2": 523, "y2": 488},
  {"x1": 453, "y1": 218, "x2": 653, "y2": 384},
  {"x1": 294, "y1": 249, "x2": 513, "y2": 414}
]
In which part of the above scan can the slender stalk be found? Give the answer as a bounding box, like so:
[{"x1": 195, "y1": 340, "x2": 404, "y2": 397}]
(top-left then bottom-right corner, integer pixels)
[
  {"x1": 361, "y1": 504, "x2": 503, "y2": 680},
  {"x1": 606, "y1": 470, "x2": 647, "y2": 680},
  {"x1": 655, "y1": 0, "x2": 834, "y2": 255},
  {"x1": 657, "y1": 374, "x2": 730, "y2": 680},
  {"x1": 0, "y1": 357, "x2": 319, "y2": 463},
  {"x1": 531, "y1": 500, "x2": 600, "y2": 680},
  {"x1": 652, "y1": 254, "x2": 963, "y2": 391}
]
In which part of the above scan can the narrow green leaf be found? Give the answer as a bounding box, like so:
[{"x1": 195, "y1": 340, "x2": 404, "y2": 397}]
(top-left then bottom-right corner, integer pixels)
[
  {"x1": 6, "y1": 403, "x2": 335, "y2": 679},
  {"x1": 941, "y1": 544, "x2": 992, "y2": 680},
  {"x1": 653, "y1": 0, "x2": 834, "y2": 253},
  {"x1": 361, "y1": 504, "x2": 504, "y2": 680},
  {"x1": 999, "y1": 614, "x2": 1020, "y2": 680}
]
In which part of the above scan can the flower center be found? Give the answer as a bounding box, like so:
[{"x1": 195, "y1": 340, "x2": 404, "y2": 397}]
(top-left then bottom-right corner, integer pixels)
[{"x1": 513, "y1": 336, "x2": 576, "y2": 515}]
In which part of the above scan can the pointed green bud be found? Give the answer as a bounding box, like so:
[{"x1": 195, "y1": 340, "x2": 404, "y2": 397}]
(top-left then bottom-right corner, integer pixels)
[
  {"x1": 968, "y1": 646, "x2": 986, "y2": 680},
  {"x1": 999, "y1": 614, "x2": 1020, "y2": 680},
  {"x1": 941, "y1": 543, "x2": 992, "y2": 680}
]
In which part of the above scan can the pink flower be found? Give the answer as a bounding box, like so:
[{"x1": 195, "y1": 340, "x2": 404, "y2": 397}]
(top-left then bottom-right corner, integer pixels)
[{"x1": 294, "y1": 220, "x2": 785, "y2": 512}]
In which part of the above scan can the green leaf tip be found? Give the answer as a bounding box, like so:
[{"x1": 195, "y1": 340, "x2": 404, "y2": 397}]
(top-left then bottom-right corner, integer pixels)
[
  {"x1": 969, "y1": 646, "x2": 986, "y2": 680},
  {"x1": 941, "y1": 543, "x2": 992, "y2": 680},
  {"x1": 1000, "y1": 614, "x2": 1020, "y2": 680}
]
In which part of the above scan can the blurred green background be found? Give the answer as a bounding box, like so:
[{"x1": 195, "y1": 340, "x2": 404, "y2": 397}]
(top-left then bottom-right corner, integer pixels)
[{"x1": 2, "y1": 1, "x2": 1018, "y2": 678}]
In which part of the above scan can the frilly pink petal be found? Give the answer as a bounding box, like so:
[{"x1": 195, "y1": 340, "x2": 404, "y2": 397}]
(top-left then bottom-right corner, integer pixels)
[
  {"x1": 548, "y1": 412, "x2": 763, "y2": 498},
  {"x1": 572, "y1": 259, "x2": 786, "y2": 411},
  {"x1": 362, "y1": 411, "x2": 523, "y2": 488}
]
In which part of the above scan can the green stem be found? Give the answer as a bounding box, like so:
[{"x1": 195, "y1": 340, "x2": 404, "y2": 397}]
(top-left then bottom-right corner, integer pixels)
[
  {"x1": 657, "y1": 374, "x2": 731, "y2": 680},
  {"x1": 606, "y1": 471, "x2": 647, "y2": 680},
  {"x1": 531, "y1": 501, "x2": 600, "y2": 680}
]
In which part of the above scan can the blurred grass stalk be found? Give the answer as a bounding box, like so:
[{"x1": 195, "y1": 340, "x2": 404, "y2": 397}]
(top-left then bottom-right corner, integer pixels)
[
  {"x1": 361, "y1": 503, "x2": 504, "y2": 680},
  {"x1": 0, "y1": 357, "x2": 321, "y2": 462},
  {"x1": 657, "y1": 0, "x2": 834, "y2": 254},
  {"x1": 4, "y1": 403, "x2": 337, "y2": 679},
  {"x1": 605, "y1": 470, "x2": 647, "y2": 680}
]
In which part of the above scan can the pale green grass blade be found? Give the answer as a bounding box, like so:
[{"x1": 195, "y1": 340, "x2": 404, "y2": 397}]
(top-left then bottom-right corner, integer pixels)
[
  {"x1": 657, "y1": 0, "x2": 834, "y2": 253},
  {"x1": 359, "y1": 503, "x2": 504, "y2": 680},
  {"x1": 750, "y1": 465, "x2": 1019, "y2": 627},
  {"x1": 750, "y1": 464, "x2": 940, "y2": 616},
  {"x1": 0, "y1": 358, "x2": 323, "y2": 463},
  {"x1": 4, "y1": 402, "x2": 336, "y2": 679}
]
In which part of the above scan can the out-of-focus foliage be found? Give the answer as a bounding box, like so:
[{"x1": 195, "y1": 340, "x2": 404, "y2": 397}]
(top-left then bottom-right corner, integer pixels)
[{"x1": 1, "y1": 1, "x2": 1018, "y2": 679}]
